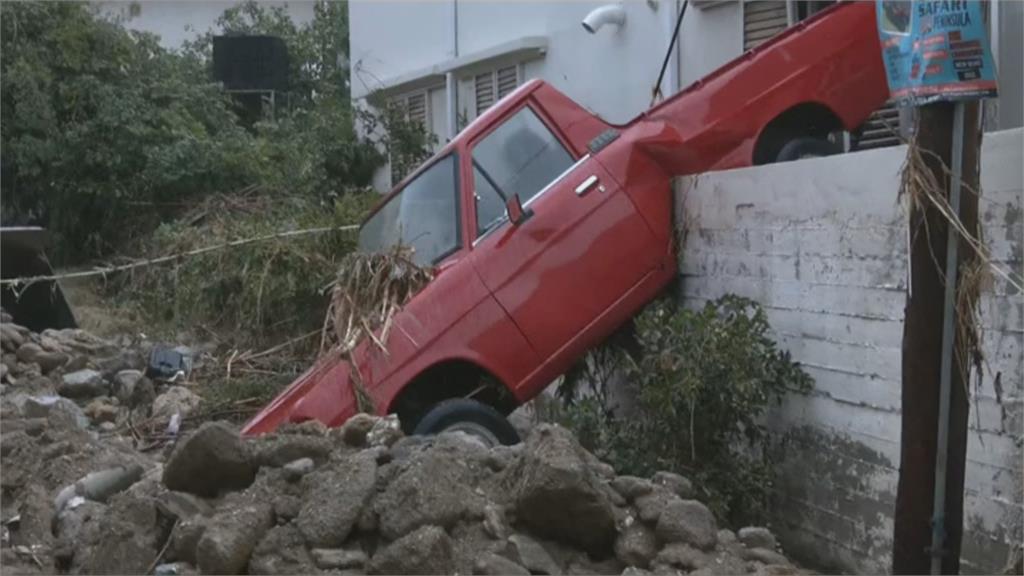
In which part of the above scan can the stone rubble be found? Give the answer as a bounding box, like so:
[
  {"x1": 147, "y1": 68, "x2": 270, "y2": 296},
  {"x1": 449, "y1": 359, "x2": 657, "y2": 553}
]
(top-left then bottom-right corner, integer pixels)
[{"x1": 1, "y1": 311, "x2": 810, "y2": 575}]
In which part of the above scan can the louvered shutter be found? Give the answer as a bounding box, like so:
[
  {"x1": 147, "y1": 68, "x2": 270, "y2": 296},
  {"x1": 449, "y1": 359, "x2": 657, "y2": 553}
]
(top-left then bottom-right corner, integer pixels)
[
  {"x1": 496, "y1": 66, "x2": 518, "y2": 99},
  {"x1": 743, "y1": 1, "x2": 789, "y2": 50},
  {"x1": 475, "y1": 72, "x2": 495, "y2": 114},
  {"x1": 856, "y1": 103, "x2": 902, "y2": 150},
  {"x1": 406, "y1": 92, "x2": 427, "y2": 126}
]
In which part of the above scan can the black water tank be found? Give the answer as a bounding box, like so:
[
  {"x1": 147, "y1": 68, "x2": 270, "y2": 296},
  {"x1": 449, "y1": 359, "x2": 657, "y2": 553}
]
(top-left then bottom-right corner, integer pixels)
[{"x1": 212, "y1": 35, "x2": 289, "y2": 91}]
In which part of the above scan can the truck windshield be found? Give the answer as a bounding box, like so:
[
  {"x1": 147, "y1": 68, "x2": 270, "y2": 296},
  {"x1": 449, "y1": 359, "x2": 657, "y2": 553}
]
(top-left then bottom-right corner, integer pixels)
[{"x1": 358, "y1": 154, "x2": 460, "y2": 266}]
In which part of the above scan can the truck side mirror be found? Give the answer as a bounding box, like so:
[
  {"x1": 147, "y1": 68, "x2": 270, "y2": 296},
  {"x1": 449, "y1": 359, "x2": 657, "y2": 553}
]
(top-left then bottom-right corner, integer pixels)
[{"x1": 505, "y1": 194, "x2": 532, "y2": 225}]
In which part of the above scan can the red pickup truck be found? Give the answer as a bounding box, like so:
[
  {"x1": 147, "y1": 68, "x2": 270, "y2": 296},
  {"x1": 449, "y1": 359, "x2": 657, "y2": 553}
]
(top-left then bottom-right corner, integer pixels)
[{"x1": 242, "y1": 1, "x2": 888, "y2": 442}]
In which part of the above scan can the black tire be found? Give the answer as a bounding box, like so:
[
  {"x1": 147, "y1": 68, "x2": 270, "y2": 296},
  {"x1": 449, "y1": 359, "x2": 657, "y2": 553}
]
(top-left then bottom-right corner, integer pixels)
[
  {"x1": 775, "y1": 137, "x2": 842, "y2": 163},
  {"x1": 412, "y1": 398, "x2": 521, "y2": 446}
]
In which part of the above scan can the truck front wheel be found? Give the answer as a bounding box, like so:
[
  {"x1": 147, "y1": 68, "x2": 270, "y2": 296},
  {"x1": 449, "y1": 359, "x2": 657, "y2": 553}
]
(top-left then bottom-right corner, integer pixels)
[
  {"x1": 412, "y1": 398, "x2": 521, "y2": 447},
  {"x1": 775, "y1": 137, "x2": 842, "y2": 162}
]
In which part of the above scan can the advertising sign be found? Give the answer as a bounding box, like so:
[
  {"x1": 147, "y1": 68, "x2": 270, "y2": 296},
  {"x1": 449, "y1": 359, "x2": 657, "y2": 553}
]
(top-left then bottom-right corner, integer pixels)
[{"x1": 876, "y1": 1, "x2": 998, "y2": 106}]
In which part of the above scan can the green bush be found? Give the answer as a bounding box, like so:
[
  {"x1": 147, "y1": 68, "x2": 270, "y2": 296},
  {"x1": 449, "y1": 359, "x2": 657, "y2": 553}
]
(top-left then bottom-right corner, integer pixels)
[
  {"x1": 0, "y1": 1, "x2": 385, "y2": 263},
  {"x1": 559, "y1": 295, "x2": 813, "y2": 527}
]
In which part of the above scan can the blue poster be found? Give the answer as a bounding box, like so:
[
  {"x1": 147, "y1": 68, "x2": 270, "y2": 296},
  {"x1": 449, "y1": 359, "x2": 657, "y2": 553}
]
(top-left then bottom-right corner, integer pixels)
[{"x1": 876, "y1": 1, "x2": 998, "y2": 106}]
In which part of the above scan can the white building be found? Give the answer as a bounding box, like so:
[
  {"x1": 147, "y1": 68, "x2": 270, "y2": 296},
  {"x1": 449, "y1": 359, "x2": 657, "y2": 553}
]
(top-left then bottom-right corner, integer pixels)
[{"x1": 350, "y1": 0, "x2": 1022, "y2": 190}]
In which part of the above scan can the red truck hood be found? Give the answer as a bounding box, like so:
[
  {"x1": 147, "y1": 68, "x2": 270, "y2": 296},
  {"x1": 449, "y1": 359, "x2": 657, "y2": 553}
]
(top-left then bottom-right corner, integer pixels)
[{"x1": 241, "y1": 350, "x2": 358, "y2": 436}]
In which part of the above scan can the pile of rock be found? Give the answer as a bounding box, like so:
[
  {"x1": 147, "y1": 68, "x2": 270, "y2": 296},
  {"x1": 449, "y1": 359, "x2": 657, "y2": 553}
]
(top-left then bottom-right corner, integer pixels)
[
  {"x1": 1, "y1": 309, "x2": 202, "y2": 435},
  {"x1": 1, "y1": 310, "x2": 806, "y2": 576}
]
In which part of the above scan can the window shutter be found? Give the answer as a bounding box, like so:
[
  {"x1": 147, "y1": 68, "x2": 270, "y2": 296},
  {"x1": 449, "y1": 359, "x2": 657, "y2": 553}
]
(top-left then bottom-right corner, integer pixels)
[
  {"x1": 743, "y1": 1, "x2": 789, "y2": 50},
  {"x1": 855, "y1": 103, "x2": 902, "y2": 150},
  {"x1": 496, "y1": 66, "x2": 518, "y2": 99},
  {"x1": 406, "y1": 92, "x2": 427, "y2": 126},
  {"x1": 475, "y1": 72, "x2": 495, "y2": 114}
]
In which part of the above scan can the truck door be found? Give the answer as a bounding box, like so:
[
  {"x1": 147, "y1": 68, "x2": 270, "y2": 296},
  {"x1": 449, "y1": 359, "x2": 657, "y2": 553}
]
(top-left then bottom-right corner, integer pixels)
[{"x1": 468, "y1": 104, "x2": 660, "y2": 361}]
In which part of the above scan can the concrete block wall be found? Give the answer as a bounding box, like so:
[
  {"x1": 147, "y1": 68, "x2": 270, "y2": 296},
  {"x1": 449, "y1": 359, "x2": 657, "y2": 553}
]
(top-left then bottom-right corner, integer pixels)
[{"x1": 675, "y1": 129, "x2": 1023, "y2": 574}]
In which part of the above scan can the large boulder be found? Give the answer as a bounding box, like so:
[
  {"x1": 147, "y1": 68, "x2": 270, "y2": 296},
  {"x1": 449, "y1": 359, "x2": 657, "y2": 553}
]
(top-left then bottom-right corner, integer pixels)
[
  {"x1": 374, "y1": 441, "x2": 486, "y2": 540},
  {"x1": 162, "y1": 422, "x2": 256, "y2": 497},
  {"x1": 655, "y1": 499, "x2": 718, "y2": 550},
  {"x1": 503, "y1": 425, "x2": 616, "y2": 554},
  {"x1": 504, "y1": 533, "x2": 563, "y2": 575},
  {"x1": 295, "y1": 450, "x2": 377, "y2": 547},
  {"x1": 74, "y1": 493, "x2": 161, "y2": 575},
  {"x1": 651, "y1": 471, "x2": 694, "y2": 499},
  {"x1": 368, "y1": 525, "x2": 455, "y2": 575},
  {"x1": 195, "y1": 502, "x2": 273, "y2": 575}
]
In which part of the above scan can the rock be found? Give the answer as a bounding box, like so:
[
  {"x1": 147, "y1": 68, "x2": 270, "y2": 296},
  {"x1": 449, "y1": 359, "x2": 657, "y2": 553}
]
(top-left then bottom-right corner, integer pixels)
[
  {"x1": 738, "y1": 527, "x2": 777, "y2": 550},
  {"x1": 152, "y1": 386, "x2": 201, "y2": 422},
  {"x1": 635, "y1": 486, "x2": 681, "y2": 524},
  {"x1": 717, "y1": 529, "x2": 738, "y2": 545},
  {"x1": 54, "y1": 464, "x2": 146, "y2": 511},
  {"x1": 656, "y1": 543, "x2": 709, "y2": 570},
  {"x1": 652, "y1": 471, "x2": 694, "y2": 499},
  {"x1": 475, "y1": 552, "x2": 531, "y2": 575},
  {"x1": 311, "y1": 548, "x2": 368, "y2": 570},
  {"x1": 655, "y1": 499, "x2": 718, "y2": 550},
  {"x1": 100, "y1": 421, "x2": 117, "y2": 432},
  {"x1": 157, "y1": 491, "x2": 214, "y2": 521},
  {"x1": 483, "y1": 503, "x2": 509, "y2": 540},
  {"x1": 611, "y1": 476, "x2": 655, "y2": 501},
  {"x1": 336, "y1": 412, "x2": 379, "y2": 446},
  {"x1": 112, "y1": 370, "x2": 144, "y2": 402},
  {"x1": 375, "y1": 444, "x2": 484, "y2": 540},
  {"x1": 622, "y1": 567, "x2": 656, "y2": 576},
  {"x1": 75, "y1": 493, "x2": 161, "y2": 575},
  {"x1": 505, "y1": 533, "x2": 563, "y2": 575},
  {"x1": 172, "y1": 516, "x2": 209, "y2": 565},
  {"x1": 615, "y1": 523, "x2": 658, "y2": 568},
  {"x1": 250, "y1": 434, "x2": 332, "y2": 468},
  {"x1": 273, "y1": 495, "x2": 302, "y2": 523},
  {"x1": 369, "y1": 525, "x2": 454, "y2": 575},
  {"x1": 567, "y1": 556, "x2": 625, "y2": 575},
  {"x1": 742, "y1": 547, "x2": 790, "y2": 566},
  {"x1": 15, "y1": 342, "x2": 68, "y2": 373},
  {"x1": 55, "y1": 500, "x2": 108, "y2": 549},
  {"x1": 282, "y1": 458, "x2": 314, "y2": 481},
  {"x1": 163, "y1": 422, "x2": 256, "y2": 497},
  {"x1": 23, "y1": 395, "x2": 89, "y2": 429},
  {"x1": 196, "y1": 502, "x2": 273, "y2": 575},
  {"x1": 688, "y1": 550, "x2": 748, "y2": 576},
  {"x1": 505, "y1": 425, "x2": 616, "y2": 554},
  {"x1": 1, "y1": 323, "x2": 25, "y2": 350},
  {"x1": 296, "y1": 449, "x2": 376, "y2": 547},
  {"x1": 84, "y1": 397, "x2": 120, "y2": 423},
  {"x1": 59, "y1": 369, "x2": 108, "y2": 398},
  {"x1": 278, "y1": 419, "x2": 328, "y2": 436},
  {"x1": 367, "y1": 413, "x2": 404, "y2": 447},
  {"x1": 248, "y1": 524, "x2": 316, "y2": 575},
  {"x1": 128, "y1": 376, "x2": 156, "y2": 410}
]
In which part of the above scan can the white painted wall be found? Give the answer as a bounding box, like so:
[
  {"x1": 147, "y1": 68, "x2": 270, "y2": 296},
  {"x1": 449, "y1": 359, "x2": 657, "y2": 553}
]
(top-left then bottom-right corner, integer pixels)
[
  {"x1": 678, "y1": 1, "x2": 742, "y2": 87},
  {"x1": 98, "y1": 1, "x2": 316, "y2": 49},
  {"x1": 676, "y1": 128, "x2": 1023, "y2": 574}
]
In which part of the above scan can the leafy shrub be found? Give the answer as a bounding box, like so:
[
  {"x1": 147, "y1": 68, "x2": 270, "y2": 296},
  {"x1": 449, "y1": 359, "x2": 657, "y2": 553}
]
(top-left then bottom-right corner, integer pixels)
[
  {"x1": 559, "y1": 295, "x2": 813, "y2": 526},
  {"x1": 0, "y1": 1, "x2": 387, "y2": 263}
]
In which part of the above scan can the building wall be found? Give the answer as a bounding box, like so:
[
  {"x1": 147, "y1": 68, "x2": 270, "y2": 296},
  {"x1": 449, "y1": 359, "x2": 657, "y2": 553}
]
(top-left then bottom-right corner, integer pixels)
[{"x1": 675, "y1": 128, "x2": 1023, "y2": 574}]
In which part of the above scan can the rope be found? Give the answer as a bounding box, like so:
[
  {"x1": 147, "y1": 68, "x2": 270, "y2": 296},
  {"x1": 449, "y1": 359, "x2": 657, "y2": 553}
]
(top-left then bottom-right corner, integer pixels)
[{"x1": 0, "y1": 224, "x2": 360, "y2": 291}]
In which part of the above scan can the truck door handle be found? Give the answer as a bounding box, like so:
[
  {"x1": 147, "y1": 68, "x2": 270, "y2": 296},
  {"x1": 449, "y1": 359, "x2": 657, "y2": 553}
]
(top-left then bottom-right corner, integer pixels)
[{"x1": 575, "y1": 175, "x2": 599, "y2": 196}]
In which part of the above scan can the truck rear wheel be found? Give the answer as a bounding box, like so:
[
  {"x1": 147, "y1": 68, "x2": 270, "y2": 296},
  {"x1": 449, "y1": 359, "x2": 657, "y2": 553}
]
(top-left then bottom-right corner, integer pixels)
[
  {"x1": 776, "y1": 137, "x2": 842, "y2": 162},
  {"x1": 412, "y1": 398, "x2": 521, "y2": 447}
]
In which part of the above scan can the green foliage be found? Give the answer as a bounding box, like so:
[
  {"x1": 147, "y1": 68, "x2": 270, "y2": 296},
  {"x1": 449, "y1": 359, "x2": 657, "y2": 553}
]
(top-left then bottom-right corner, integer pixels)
[
  {"x1": 559, "y1": 295, "x2": 814, "y2": 527},
  {"x1": 1, "y1": 1, "x2": 384, "y2": 263},
  {"x1": 117, "y1": 190, "x2": 378, "y2": 346}
]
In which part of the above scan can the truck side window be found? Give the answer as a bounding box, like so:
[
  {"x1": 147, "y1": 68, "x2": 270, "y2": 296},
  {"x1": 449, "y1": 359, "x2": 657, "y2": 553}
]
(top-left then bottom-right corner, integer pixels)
[
  {"x1": 358, "y1": 154, "x2": 460, "y2": 266},
  {"x1": 472, "y1": 107, "x2": 573, "y2": 237}
]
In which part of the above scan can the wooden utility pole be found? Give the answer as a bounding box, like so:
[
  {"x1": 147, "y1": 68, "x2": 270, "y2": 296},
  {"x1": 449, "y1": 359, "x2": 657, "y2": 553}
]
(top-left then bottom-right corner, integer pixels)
[{"x1": 893, "y1": 101, "x2": 981, "y2": 575}]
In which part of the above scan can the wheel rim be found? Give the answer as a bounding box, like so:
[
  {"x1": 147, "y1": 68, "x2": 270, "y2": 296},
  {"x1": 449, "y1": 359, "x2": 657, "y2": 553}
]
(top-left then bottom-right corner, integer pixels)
[{"x1": 442, "y1": 422, "x2": 500, "y2": 448}]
